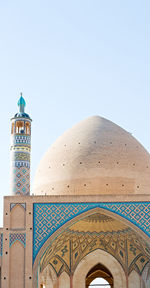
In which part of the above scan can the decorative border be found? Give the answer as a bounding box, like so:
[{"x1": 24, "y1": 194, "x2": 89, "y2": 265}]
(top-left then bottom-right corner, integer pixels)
[
  {"x1": 10, "y1": 203, "x2": 26, "y2": 211},
  {"x1": 9, "y1": 233, "x2": 26, "y2": 247},
  {"x1": 33, "y1": 202, "x2": 150, "y2": 262}
]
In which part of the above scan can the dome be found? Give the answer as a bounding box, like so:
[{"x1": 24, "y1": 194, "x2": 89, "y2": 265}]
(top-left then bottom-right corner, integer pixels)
[
  {"x1": 33, "y1": 116, "x2": 150, "y2": 196},
  {"x1": 14, "y1": 112, "x2": 30, "y2": 119}
]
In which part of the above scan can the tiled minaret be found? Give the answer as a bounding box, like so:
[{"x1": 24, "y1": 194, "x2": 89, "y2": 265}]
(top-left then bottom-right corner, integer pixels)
[{"x1": 10, "y1": 94, "x2": 32, "y2": 195}]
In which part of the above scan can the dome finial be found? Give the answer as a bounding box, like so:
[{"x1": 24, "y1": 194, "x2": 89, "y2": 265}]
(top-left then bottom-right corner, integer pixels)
[{"x1": 18, "y1": 92, "x2": 26, "y2": 113}]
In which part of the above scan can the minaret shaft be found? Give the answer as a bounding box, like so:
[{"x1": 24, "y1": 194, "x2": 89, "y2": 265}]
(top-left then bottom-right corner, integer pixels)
[{"x1": 10, "y1": 95, "x2": 32, "y2": 195}]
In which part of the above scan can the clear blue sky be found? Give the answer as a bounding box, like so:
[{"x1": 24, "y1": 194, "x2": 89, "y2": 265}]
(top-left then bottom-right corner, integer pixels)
[{"x1": 0, "y1": 0, "x2": 150, "y2": 226}]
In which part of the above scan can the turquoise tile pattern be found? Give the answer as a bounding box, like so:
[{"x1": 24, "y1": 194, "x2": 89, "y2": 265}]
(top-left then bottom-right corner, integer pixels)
[{"x1": 9, "y1": 233, "x2": 26, "y2": 247}]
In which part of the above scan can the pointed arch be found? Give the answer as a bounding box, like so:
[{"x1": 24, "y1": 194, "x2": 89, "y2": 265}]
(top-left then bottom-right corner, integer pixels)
[
  {"x1": 39, "y1": 264, "x2": 57, "y2": 288},
  {"x1": 59, "y1": 271, "x2": 70, "y2": 288},
  {"x1": 73, "y1": 249, "x2": 126, "y2": 288},
  {"x1": 33, "y1": 207, "x2": 150, "y2": 288},
  {"x1": 86, "y1": 263, "x2": 113, "y2": 287},
  {"x1": 128, "y1": 270, "x2": 140, "y2": 288},
  {"x1": 10, "y1": 204, "x2": 25, "y2": 229},
  {"x1": 141, "y1": 262, "x2": 150, "y2": 287}
]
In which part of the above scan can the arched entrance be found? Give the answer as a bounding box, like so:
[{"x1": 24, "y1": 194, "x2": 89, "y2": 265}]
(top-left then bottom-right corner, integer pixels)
[
  {"x1": 33, "y1": 208, "x2": 150, "y2": 288},
  {"x1": 86, "y1": 263, "x2": 113, "y2": 288},
  {"x1": 73, "y1": 249, "x2": 126, "y2": 288}
]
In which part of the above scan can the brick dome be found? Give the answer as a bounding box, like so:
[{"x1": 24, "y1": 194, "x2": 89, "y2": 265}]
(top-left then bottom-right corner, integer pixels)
[{"x1": 33, "y1": 116, "x2": 150, "y2": 195}]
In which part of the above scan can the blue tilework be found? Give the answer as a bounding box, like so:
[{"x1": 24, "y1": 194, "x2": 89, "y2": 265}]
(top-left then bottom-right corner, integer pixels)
[
  {"x1": 33, "y1": 202, "x2": 150, "y2": 262},
  {"x1": 9, "y1": 233, "x2": 26, "y2": 247}
]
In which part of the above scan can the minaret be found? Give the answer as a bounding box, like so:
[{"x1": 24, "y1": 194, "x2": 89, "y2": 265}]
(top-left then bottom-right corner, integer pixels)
[{"x1": 10, "y1": 94, "x2": 32, "y2": 195}]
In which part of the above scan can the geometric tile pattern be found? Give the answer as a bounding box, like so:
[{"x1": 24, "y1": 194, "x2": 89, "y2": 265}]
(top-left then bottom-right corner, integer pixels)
[
  {"x1": 0, "y1": 234, "x2": 3, "y2": 256},
  {"x1": 33, "y1": 202, "x2": 150, "y2": 262},
  {"x1": 9, "y1": 233, "x2": 26, "y2": 247},
  {"x1": 11, "y1": 165, "x2": 30, "y2": 195},
  {"x1": 40, "y1": 221, "x2": 150, "y2": 276},
  {"x1": 14, "y1": 135, "x2": 31, "y2": 145}
]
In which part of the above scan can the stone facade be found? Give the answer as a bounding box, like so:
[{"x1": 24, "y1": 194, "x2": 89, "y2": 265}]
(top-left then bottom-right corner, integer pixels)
[{"x1": 1, "y1": 194, "x2": 150, "y2": 288}]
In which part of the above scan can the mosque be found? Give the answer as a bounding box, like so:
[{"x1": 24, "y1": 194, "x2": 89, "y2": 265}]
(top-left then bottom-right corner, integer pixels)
[{"x1": 0, "y1": 95, "x2": 150, "y2": 288}]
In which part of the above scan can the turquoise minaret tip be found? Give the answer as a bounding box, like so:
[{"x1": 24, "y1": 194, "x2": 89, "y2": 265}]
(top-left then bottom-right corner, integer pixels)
[
  {"x1": 18, "y1": 93, "x2": 26, "y2": 113},
  {"x1": 14, "y1": 93, "x2": 30, "y2": 119}
]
